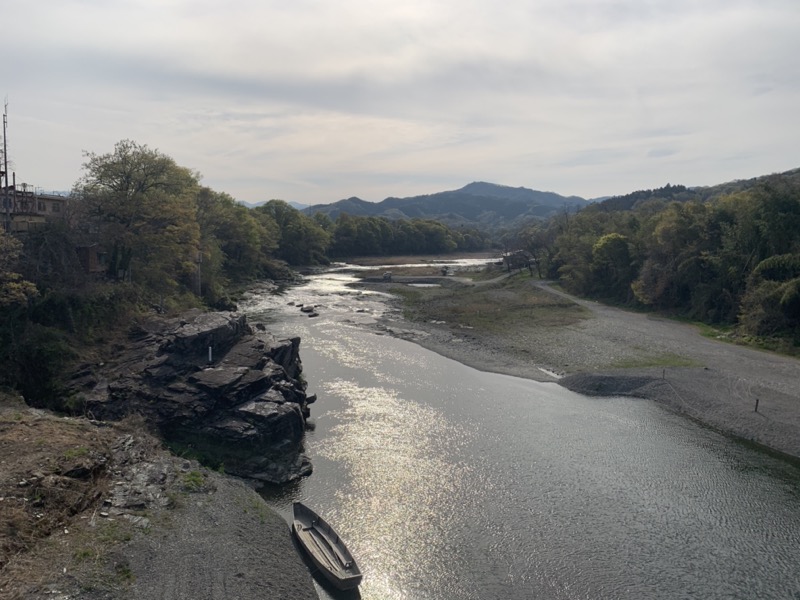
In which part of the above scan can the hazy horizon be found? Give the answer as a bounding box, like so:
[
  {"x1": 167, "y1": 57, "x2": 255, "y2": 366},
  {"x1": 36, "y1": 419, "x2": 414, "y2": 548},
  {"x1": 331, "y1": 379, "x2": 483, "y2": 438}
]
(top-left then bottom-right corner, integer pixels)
[{"x1": 3, "y1": 0, "x2": 799, "y2": 205}]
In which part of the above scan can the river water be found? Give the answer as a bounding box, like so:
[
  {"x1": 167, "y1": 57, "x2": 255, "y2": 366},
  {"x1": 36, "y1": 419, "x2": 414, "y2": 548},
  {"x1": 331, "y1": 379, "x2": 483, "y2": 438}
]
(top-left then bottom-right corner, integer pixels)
[{"x1": 242, "y1": 264, "x2": 800, "y2": 600}]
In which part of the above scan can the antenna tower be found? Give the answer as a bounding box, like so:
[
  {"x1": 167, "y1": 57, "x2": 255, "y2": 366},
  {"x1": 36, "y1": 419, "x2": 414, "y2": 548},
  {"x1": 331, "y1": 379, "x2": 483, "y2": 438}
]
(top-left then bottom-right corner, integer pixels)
[{"x1": 2, "y1": 99, "x2": 8, "y2": 232}]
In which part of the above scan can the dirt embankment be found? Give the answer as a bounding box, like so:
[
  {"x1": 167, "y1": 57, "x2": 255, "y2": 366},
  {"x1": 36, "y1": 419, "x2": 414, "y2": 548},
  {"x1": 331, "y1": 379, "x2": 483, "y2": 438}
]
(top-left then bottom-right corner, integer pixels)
[
  {"x1": 362, "y1": 269, "x2": 800, "y2": 460},
  {"x1": 0, "y1": 393, "x2": 317, "y2": 600}
]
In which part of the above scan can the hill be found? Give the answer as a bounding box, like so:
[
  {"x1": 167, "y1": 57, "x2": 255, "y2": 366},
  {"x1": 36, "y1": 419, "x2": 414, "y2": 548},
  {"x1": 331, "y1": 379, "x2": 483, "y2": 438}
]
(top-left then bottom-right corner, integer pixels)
[
  {"x1": 592, "y1": 167, "x2": 800, "y2": 212},
  {"x1": 238, "y1": 200, "x2": 310, "y2": 211},
  {"x1": 302, "y1": 182, "x2": 589, "y2": 230}
]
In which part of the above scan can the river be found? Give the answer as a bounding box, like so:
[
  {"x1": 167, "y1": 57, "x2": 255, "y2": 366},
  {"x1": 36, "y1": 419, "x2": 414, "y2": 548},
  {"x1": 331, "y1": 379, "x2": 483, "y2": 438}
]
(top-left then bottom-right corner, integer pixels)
[{"x1": 241, "y1": 264, "x2": 800, "y2": 600}]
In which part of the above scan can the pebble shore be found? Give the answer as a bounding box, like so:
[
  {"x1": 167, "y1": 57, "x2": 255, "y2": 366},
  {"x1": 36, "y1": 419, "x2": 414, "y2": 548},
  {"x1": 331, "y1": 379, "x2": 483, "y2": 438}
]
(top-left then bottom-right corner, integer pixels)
[{"x1": 373, "y1": 280, "x2": 800, "y2": 460}]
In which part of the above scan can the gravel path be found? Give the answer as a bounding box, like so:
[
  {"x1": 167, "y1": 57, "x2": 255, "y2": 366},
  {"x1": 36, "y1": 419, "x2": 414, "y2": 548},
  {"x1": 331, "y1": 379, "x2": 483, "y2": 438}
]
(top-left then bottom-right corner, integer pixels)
[
  {"x1": 375, "y1": 279, "x2": 800, "y2": 459},
  {"x1": 123, "y1": 476, "x2": 318, "y2": 600}
]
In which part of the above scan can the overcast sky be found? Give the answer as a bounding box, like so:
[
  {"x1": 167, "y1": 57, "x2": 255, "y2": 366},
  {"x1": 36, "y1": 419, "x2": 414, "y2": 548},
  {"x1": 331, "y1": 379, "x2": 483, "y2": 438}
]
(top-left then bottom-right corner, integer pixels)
[{"x1": 3, "y1": 0, "x2": 799, "y2": 205}]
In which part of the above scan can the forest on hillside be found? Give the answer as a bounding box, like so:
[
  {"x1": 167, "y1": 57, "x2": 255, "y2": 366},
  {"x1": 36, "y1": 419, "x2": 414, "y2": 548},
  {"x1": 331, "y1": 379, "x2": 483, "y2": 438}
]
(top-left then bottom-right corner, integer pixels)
[
  {"x1": 1, "y1": 139, "x2": 799, "y2": 405},
  {"x1": 512, "y1": 175, "x2": 800, "y2": 347}
]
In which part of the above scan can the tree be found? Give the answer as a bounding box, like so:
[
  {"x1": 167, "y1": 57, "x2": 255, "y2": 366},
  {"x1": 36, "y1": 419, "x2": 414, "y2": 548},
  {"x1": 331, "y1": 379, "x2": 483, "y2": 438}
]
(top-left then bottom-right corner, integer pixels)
[
  {"x1": 195, "y1": 188, "x2": 279, "y2": 298},
  {"x1": 413, "y1": 220, "x2": 457, "y2": 253},
  {"x1": 74, "y1": 140, "x2": 201, "y2": 299},
  {"x1": 18, "y1": 221, "x2": 87, "y2": 291},
  {"x1": 255, "y1": 200, "x2": 330, "y2": 265},
  {"x1": 521, "y1": 222, "x2": 557, "y2": 278},
  {"x1": 0, "y1": 230, "x2": 37, "y2": 308},
  {"x1": 631, "y1": 201, "x2": 711, "y2": 309},
  {"x1": 591, "y1": 233, "x2": 635, "y2": 300},
  {"x1": 329, "y1": 213, "x2": 359, "y2": 257},
  {"x1": 739, "y1": 253, "x2": 800, "y2": 338},
  {"x1": 750, "y1": 176, "x2": 800, "y2": 257}
]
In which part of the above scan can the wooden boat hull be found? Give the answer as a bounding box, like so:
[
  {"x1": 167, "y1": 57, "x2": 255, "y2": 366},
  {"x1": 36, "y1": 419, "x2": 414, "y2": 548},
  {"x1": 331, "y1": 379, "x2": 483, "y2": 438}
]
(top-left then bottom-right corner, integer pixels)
[{"x1": 292, "y1": 502, "x2": 363, "y2": 591}]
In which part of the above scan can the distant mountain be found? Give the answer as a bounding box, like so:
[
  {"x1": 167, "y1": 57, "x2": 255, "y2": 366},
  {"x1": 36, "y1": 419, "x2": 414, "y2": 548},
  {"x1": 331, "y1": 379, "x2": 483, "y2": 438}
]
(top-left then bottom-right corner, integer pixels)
[
  {"x1": 303, "y1": 182, "x2": 589, "y2": 230},
  {"x1": 237, "y1": 200, "x2": 310, "y2": 211},
  {"x1": 237, "y1": 200, "x2": 266, "y2": 209}
]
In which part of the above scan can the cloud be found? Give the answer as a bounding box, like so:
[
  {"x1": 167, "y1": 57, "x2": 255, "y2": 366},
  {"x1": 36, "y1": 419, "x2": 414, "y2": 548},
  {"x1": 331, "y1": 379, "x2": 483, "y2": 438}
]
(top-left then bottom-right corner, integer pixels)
[{"x1": 2, "y1": 0, "x2": 800, "y2": 202}]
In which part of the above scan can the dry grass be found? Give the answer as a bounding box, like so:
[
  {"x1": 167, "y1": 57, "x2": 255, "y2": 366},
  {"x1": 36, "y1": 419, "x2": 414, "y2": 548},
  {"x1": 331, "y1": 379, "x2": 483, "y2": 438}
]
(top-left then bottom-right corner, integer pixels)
[
  {"x1": 0, "y1": 392, "x2": 118, "y2": 598},
  {"x1": 346, "y1": 252, "x2": 497, "y2": 267},
  {"x1": 394, "y1": 272, "x2": 589, "y2": 335},
  {"x1": 361, "y1": 265, "x2": 446, "y2": 278}
]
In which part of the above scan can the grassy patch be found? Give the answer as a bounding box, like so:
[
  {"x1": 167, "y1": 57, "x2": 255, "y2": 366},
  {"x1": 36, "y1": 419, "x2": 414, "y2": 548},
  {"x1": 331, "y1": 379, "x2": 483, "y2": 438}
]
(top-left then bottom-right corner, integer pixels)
[
  {"x1": 181, "y1": 470, "x2": 206, "y2": 492},
  {"x1": 239, "y1": 496, "x2": 271, "y2": 524},
  {"x1": 608, "y1": 353, "x2": 702, "y2": 369},
  {"x1": 685, "y1": 320, "x2": 800, "y2": 358},
  {"x1": 114, "y1": 560, "x2": 134, "y2": 582},
  {"x1": 64, "y1": 446, "x2": 90, "y2": 460},
  {"x1": 0, "y1": 406, "x2": 164, "y2": 597},
  {"x1": 731, "y1": 334, "x2": 800, "y2": 357},
  {"x1": 393, "y1": 272, "x2": 589, "y2": 335},
  {"x1": 348, "y1": 252, "x2": 496, "y2": 266},
  {"x1": 73, "y1": 547, "x2": 99, "y2": 562},
  {"x1": 463, "y1": 263, "x2": 507, "y2": 281},
  {"x1": 97, "y1": 520, "x2": 134, "y2": 545},
  {"x1": 364, "y1": 265, "x2": 444, "y2": 278}
]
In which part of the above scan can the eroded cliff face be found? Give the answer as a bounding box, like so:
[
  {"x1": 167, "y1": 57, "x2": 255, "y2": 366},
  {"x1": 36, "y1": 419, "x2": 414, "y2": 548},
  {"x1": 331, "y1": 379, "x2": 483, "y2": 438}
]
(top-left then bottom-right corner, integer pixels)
[{"x1": 69, "y1": 310, "x2": 314, "y2": 484}]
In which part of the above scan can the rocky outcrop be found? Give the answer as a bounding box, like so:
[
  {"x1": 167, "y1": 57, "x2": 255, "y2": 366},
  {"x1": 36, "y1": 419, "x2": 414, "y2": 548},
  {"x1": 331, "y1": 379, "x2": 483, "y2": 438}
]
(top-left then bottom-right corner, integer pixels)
[{"x1": 69, "y1": 309, "x2": 314, "y2": 484}]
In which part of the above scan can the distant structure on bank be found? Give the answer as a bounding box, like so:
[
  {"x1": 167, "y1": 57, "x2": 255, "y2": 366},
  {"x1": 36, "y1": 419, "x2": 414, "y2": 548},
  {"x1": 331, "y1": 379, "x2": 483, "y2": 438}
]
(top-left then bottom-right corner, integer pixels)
[
  {"x1": 0, "y1": 102, "x2": 105, "y2": 274},
  {"x1": 1, "y1": 182, "x2": 69, "y2": 233},
  {"x1": 1, "y1": 101, "x2": 70, "y2": 234}
]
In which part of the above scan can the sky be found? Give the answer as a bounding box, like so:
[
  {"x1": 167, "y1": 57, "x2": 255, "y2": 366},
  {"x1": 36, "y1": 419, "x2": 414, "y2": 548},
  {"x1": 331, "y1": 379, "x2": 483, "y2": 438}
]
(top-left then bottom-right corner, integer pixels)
[{"x1": 2, "y1": 0, "x2": 799, "y2": 205}]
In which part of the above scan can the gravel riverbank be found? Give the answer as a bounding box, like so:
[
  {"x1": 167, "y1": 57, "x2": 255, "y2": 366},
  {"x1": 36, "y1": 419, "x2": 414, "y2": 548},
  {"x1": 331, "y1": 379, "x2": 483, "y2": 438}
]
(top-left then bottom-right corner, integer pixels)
[
  {"x1": 0, "y1": 421, "x2": 319, "y2": 600},
  {"x1": 123, "y1": 475, "x2": 318, "y2": 600},
  {"x1": 369, "y1": 278, "x2": 800, "y2": 460}
]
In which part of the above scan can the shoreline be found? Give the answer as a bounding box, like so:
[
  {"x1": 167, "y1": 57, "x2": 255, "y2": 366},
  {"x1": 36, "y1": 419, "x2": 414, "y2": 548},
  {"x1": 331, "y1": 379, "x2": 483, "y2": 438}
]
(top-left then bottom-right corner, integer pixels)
[{"x1": 365, "y1": 278, "x2": 800, "y2": 461}]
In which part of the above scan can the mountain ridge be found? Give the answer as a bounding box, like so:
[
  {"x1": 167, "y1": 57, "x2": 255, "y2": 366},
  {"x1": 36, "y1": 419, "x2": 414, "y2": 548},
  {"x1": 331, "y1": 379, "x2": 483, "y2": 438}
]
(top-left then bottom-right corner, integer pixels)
[
  {"x1": 241, "y1": 168, "x2": 800, "y2": 231},
  {"x1": 301, "y1": 181, "x2": 589, "y2": 230}
]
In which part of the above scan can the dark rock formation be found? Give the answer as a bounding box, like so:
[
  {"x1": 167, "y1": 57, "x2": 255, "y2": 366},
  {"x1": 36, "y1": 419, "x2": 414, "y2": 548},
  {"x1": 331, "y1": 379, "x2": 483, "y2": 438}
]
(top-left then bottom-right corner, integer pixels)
[{"x1": 69, "y1": 309, "x2": 314, "y2": 484}]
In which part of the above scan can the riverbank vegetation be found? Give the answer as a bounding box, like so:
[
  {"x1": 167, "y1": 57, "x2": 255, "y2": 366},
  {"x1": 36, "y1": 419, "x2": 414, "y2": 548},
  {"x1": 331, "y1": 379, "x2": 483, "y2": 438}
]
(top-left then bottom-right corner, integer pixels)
[
  {"x1": 0, "y1": 141, "x2": 491, "y2": 406},
  {"x1": 2, "y1": 137, "x2": 799, "y2": 406},
  {"x1": 512, "y1": 174, "x2": 800, "y2": 354}
]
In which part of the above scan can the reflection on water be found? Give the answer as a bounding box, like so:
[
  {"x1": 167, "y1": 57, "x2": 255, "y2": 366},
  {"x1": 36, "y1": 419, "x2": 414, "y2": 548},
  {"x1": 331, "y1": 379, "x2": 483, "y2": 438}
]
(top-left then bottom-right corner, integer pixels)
[
  {"x1": 318, "y1": 378, "x2": 476, "y2": 599},
  {"x1": 245, "y1": 269, "x2": 800, "y2": 600}
]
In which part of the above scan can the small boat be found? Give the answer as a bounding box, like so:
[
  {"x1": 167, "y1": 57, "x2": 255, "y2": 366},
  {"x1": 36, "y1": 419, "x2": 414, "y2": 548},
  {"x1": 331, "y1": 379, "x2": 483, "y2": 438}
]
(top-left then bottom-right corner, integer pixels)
[{"x1": 292, "y1": 501, "x2": 363, "y2": 590}]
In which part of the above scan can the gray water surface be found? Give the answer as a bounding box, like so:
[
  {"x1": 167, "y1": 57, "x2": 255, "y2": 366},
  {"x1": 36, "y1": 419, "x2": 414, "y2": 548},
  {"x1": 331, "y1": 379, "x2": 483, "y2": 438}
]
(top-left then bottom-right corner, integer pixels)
[{"x1": 243, "y1": 269, "x2": 800, "y2": 600}]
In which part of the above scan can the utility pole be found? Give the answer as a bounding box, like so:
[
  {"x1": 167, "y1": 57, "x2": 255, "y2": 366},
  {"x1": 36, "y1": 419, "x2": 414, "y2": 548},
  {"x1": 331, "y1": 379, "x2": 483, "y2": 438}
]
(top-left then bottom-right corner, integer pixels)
[{"x1": 2, "y1": 99, "x2": 9, "y2": 232}]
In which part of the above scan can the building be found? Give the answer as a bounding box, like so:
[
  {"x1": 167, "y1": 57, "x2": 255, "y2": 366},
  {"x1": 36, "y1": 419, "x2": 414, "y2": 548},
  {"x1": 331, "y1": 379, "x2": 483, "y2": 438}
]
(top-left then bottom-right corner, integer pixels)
[
  {"x1": 75, "y1": 243, "x2": 108, "y2": 275},
  {"x1": 1, "y1": 183, "x2": 69, "y2": 233}
]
